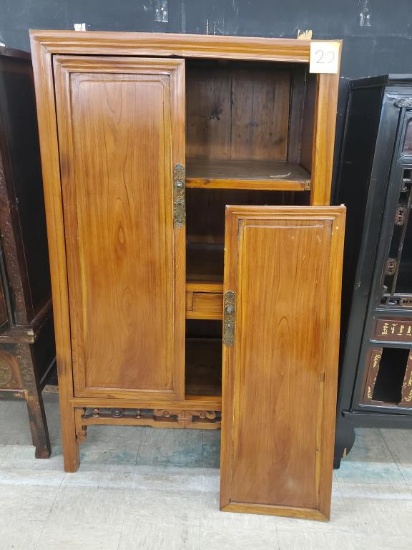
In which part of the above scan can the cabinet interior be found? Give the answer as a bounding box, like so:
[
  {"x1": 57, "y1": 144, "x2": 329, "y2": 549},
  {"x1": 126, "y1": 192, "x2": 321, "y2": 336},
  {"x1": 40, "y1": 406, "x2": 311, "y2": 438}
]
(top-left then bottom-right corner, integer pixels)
[
  {"x1": 184, "y1": 186, "x2": 310, "y2": 399},
  {"x1": 186, "y1": 59, "x2": 316, "y2": 190},
  {"x1": 184, "y1": 60, "x2": 316, "y2": 399}
]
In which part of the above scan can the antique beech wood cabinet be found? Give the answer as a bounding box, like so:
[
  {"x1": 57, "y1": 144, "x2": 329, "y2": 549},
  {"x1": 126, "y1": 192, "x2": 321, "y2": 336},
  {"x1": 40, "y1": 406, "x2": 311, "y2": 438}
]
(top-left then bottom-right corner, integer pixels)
[{"x1": 30, "y1": 31, "x2": 345, "y2": 520}]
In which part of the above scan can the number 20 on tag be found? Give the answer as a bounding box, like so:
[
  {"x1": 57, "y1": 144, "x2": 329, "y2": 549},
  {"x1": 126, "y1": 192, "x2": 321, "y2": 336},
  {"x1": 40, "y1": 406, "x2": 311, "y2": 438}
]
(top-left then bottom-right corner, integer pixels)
[{"x1": 309, "y1": 41, "x2": 340, "y2": 74}]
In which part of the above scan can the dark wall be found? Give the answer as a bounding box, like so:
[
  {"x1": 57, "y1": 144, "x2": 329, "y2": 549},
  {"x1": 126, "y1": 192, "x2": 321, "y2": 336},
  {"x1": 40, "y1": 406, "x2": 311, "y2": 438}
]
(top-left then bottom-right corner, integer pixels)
[
  {"x1": 2, "y1": 0, "x2": 412, "y2": 78},
  {"x1": 1, "y1": 0, "x2": 411, "y2": 185}
]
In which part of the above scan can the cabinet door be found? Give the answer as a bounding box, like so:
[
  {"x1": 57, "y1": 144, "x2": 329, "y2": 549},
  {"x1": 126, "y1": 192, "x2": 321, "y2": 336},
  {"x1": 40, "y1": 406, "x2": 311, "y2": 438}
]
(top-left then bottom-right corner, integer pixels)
[
  {"x1": 53, "y1": 56, "x2": 185, "y2": 400},
  {"x1": 221, "y1": 206, "x2": 345, "y2": 520}
]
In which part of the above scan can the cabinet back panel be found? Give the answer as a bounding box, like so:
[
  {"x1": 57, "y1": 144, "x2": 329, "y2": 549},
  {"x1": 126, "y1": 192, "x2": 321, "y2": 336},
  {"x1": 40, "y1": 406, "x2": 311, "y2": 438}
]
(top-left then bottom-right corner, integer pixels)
[
  {"x1": 186, "y1": 61, "x2": 291, "y2": 161},
  {"x1": 53, "y1": 57, "x2": 185, "y2": 398}
]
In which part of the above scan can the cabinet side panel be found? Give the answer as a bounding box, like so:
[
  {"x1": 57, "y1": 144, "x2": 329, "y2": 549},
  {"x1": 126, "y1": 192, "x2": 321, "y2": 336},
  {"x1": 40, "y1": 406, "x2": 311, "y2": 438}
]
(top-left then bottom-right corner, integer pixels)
[
  {"x1": 221, "y1": 206, "x2": 345, "y2": 519},
  {"x1": 0, "y1": 56, "x2": 51, "y2": 322},
  {"x1": 54, "y1": 58, "x2": 185, "y2": 398}
]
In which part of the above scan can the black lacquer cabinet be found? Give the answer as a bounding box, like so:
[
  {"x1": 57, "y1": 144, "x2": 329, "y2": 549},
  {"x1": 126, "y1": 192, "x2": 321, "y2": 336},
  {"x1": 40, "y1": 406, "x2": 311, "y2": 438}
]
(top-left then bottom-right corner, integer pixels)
[
  {"x1": 0, "y1": 46, "x2": 55, "y2": 458},
  {"x1": 334, "y1": 75, "x2": 412, "y2": 466}
]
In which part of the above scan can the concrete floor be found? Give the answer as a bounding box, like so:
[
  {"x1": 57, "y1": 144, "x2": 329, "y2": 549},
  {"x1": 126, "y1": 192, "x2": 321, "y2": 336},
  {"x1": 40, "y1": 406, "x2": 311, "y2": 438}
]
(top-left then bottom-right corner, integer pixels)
[{"x1": 0, "y1": 393, "x2": 411, "y2": 549}]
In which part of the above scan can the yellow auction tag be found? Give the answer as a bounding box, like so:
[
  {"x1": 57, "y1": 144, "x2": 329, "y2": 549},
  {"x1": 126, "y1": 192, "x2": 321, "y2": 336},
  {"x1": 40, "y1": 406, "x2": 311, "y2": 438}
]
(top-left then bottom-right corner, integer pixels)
[{"x1": 309, "y1": 41, "x2": 340, "y2": 74}]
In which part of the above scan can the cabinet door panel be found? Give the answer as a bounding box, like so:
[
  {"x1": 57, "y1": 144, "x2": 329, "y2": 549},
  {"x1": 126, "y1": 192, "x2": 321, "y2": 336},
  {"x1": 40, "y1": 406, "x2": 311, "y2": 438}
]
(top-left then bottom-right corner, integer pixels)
[
  {"x1": 54, "y1": 56, "x2": 185, "y2": 400},
  {"x1": 221, "y1": 206, "x2": 345, "y2": 520}
]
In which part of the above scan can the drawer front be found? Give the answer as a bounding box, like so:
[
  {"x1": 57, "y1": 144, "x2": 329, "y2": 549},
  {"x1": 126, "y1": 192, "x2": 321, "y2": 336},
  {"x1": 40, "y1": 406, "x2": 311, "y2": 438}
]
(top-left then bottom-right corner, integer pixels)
[{"x1": 186, "y1": 291, "x2": 223, "y2": 320}]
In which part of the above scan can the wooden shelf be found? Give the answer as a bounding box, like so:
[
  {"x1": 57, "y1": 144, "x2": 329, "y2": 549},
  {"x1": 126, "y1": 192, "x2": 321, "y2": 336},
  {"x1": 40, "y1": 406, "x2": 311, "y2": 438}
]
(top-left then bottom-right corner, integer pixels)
[
  {"x1": 186, "y1": 159, "x2": 311, "y2": 191},
  {"x1": 186, "y1": 338, "x2": 222, "y2": 398}
]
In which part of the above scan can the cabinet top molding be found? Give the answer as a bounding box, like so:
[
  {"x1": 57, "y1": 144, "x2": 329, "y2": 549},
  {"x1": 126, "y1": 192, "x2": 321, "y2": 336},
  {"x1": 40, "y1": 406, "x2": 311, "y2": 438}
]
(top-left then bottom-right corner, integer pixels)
[{"x1": 30, "y1": 30, "x2": 341, "y2": 63}]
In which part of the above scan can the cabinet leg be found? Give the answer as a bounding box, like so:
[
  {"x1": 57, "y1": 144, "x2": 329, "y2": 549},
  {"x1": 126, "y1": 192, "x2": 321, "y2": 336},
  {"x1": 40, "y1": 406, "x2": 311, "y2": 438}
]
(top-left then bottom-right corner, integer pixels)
[
  {"x1": 60, "y1": 400, "x2": 80, "y2": 472},
  {"x1": 18, "y1": 345, "x2": 51, "y2": 459},
  {"x1": 334, "y1": 415, "x2": 356, "y2": 469},
  {"x1": 25, "y1": 388, "x2": 51, "y2": 459}
]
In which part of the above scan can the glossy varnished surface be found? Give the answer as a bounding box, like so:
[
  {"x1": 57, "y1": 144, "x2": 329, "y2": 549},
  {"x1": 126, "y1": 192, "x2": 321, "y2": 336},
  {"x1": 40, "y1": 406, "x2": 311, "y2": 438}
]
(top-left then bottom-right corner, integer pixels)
[
  {"x1": 221, "y1": 206, "x2": 345, "y2": 520},
  {"x1": 53, "y1": 56, "x2": 185, "y2": 399},
  {"x1": 30, "y1": 30, "x2": 341, "y2": 473}
]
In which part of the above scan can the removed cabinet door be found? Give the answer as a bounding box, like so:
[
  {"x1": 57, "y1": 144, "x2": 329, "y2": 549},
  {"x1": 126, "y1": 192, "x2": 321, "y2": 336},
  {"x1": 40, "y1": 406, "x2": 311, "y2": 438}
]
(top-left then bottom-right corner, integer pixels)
[{"x1": 221, "y1": 206, "x2": 345, "y2": 520}]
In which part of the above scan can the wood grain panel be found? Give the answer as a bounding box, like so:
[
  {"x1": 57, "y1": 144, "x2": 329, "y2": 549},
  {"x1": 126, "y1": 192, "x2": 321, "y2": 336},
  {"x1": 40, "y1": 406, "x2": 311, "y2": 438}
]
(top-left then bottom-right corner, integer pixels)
[
  {"x1": 186, "y1": 62, "x2": 290, "y2": 161},
  {"x1": 310, "y1": 73, "x2": 340, "y2": 205},
  {"x1": 221, "y1": 206, "x2": 345, "y2": 520},
  {"x1": 30, "y1": 31, "x2": 315, "y2": 62},
  {"x1": 53, "y1": 56, "x2": 185, "y2": 400}
]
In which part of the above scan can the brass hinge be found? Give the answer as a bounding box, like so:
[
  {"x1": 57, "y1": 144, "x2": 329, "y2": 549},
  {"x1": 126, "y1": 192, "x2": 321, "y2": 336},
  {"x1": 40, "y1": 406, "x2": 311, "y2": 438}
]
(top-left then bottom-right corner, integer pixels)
[
  {"x1": 173, "y1": 163, "x2": 185, "y2": 227},
  {"x1": 223, "y1": 291, "x2": 236, "y2": 346}
]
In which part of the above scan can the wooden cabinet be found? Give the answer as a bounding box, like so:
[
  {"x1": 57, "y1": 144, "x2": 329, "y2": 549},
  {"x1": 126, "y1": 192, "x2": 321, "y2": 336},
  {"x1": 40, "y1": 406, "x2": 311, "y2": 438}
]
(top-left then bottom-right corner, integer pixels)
[
  {"x1": 335, "y1": 76, "x2": 412, "y2": 466},
  {"x1": 0, "y1": 46, "x2": 55, "y2": 458},
  {"x1": 31, "y1": 31, "x2": 344, "y2": 520}
]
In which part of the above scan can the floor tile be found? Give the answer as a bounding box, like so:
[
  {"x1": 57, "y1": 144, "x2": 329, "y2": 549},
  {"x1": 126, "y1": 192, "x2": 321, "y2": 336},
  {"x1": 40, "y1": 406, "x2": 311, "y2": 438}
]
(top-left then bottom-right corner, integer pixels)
[
  {"x1": 119, "y1": 520, "x2": 200, "y2": 550},
  {"x1": 2, "y1": 398, "x2": 412, "y2": 545},
  {"x1": 0, "y1": 400, "x2": 32, "y2": 446},
  {"x1": 137, "y1": 429, "x2": 204, "y2": 467},
  {"x1": 201, "y1": 468, "x2": 220, "y2": 492},
  {"x1": 337, "y1": 482, "x2": 412, "y2": 500},
  {"x1": 201, "y1": 430, "x2": 220, "y2": 468},
  {"x1": 35, "y1": 520, "x2": 122, "y2": 550},
  {"x1": 62, "y1": 468, "x2": 134, "y2": 489},
  {"x1": 380, "y1": 427, "x2": 412, "y2": 465},
  {"x1": 132, "y1": 465, "x2": 205, "y2": 491},
  {"x1": 83, "y1": 425, "x2": 145, "y2": 450},
  {"x1": 335, "y1": 459, "x2": 405, "y2": 485},
  {"x1": 343, "y1": 428, "x2": 392, "y2": 462},
  {"x1": 76, "y1": 460, "x2": 137, "y2": 475},
  {"x1": 0, "y1": 484, "x2": 60, "y2": 521},
  {"x1": 48, "y1": 486, "x2": 131, "y2": 526},
  {"x1": 0, "y1": 466, "x2": 65, "y2": 487},
  {"x1": 80, "y1": 446, "x2": 138, "y2": 465},
  {"x1": 198, "y1": 517, "x2": 278, "y2": 550},
  {"x1": 338, "y1": 483, "x2": 412, "y2": 535},
  {"x1": 124, "y1": 486, "x2": 204, "y2": 523},
  {"x1": 277, "y1": 531, "x2": 357, "y2": 550},
  {"x1": 397, "y1": 462, "x2": 412, "y2": 485},
  {"x1": 0, "y1": 445, "x2": 9, "y2": 465},
  {"x1": 1, "y1": 447, "x2": 64, "y2": 470},
  {"x1": 0, "y1": 519, "x2": 43, "y2": 550},
  {"x1": 352, "y1": 534, "x2": 411, "y2": 550}
]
